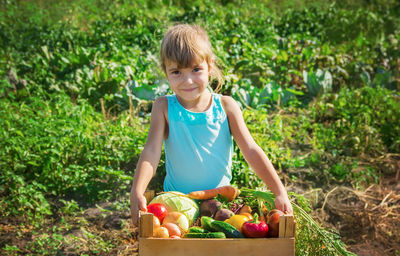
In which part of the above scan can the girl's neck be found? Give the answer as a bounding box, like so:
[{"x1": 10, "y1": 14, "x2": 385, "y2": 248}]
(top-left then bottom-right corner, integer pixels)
[{"x1": 176, "y1": 91, "x2": 212, "y2": 112}]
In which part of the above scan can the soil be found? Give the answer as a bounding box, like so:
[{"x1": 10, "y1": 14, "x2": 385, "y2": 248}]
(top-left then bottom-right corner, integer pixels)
[
  {"x1": 342, "y1": 175, "x2": 400, "y2": 256},
  {"x1": 312, "y1": 173, "x2": 400, "y2": 256}
]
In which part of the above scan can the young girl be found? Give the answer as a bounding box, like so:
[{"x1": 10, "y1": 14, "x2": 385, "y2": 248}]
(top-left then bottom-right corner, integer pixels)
[{"x1": 130, "y1": 24, "x2": 292, "y2": 225}]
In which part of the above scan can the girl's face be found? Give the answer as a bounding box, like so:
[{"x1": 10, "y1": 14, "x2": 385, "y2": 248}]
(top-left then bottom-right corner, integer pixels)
[{"x1": 165, "y1": 59, "x2": 211, "y2": 103}]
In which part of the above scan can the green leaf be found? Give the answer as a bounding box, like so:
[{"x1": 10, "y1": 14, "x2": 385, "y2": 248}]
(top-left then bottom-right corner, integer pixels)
[
  {"x1": 94, "y1": 66, "x2": 100, "y2": 83},
  {"x1": 234, "y1": 60, "x2": 250, "y2": 70},
  {"x1": 133, "y1": 84, "x2": 155, "y2": 100},
  {"x1": 278, "y1": 50, "x2": 288, "y2": 62},
  {"x1": 60, "y1": 56, "x2": 70, "y2": 64},
  {"x1": 360, "y1": 70, "x2": 371, "y2": 86},
  {"x1": 28, "y1": 161, "x2": 39, "y2": 166},
  {"x1": 100, "y1": 67, "x2": 109, "y2": 81},
  {"x1": 41, "y1": 45, "x2": 50, "y2": 60},
  {"x1": 15, "y1": 130, "x2": 24, "y2": 137},
  {"x1": 286, "y1": 88, "x2": 304, "y2": 96}
]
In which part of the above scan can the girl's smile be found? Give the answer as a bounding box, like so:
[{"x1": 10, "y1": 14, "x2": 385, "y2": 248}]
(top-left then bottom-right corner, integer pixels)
[{"x1": 182, "y1": 87, "x2": 197, "y2": 92}]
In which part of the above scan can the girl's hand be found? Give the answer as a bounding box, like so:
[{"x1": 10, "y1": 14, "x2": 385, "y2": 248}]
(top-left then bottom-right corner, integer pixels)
[
  {"x1": 275, "y1": 193, "x2": 293, "y2": 214},
  {"x1": 130, "y1": 193, "x2": 148, "y2": 226}
]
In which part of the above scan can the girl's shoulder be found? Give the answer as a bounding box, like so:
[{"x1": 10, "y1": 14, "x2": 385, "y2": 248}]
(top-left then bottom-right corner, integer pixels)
[
  {"x1": 152, "y1": 96, "x2": 168, "y2": 118},
  {"x1": 219, "y1": 95, "x2": 240, "y2": 115},
  {"x1": 153, "y1": 96, "x2": 168, "y2": 109}
]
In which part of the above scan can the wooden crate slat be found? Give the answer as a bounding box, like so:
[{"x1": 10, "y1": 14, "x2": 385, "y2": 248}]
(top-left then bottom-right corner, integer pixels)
[
  {"x1": 139, "y1": 211, "x2": 153, "y2": 238},
  {"x1": 292, "y1": 222, "x2": 297, "y2": 237},
  {"x1": 285, "y1": 215, "x2": 295, "y2": 238},
  {"x1": 278, "y1": 214, "x2": 287, "y2": 238},
  {"x1": 139, "y1": 237, "x2": 295, "y2": 256},
  {"x1": 144, "y1": 190, "x2": 155, "y2": 203}
]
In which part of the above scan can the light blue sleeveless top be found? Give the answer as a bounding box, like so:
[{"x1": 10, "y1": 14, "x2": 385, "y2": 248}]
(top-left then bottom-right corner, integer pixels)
[{"x1": 163, "y1": 93, "x2": 233, "y2": 194}]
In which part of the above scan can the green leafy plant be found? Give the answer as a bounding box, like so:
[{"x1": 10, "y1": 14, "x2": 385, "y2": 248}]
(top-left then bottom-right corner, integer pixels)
[
  {"x1": 0, "y1": 94, "x2": 146, "y2": 220},
  {"x1": 303, "y1": 69, "x2": 333, "y2": 100}
]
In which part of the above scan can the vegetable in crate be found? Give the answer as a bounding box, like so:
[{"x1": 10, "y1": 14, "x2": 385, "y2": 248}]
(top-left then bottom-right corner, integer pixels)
[
  {"x1": 200, "y1": 199, "x2": 222, "y2": 217},
  {"x1": 200, "y1": 216, "x2": 215, "y2": 231},
  {"x1": 224, "y1": 214, "x2": 250, "y2": 233},
  {"x1": 188, "y1": 185, "x2": 240, "y2": 201},
  {"x1": 188, "y1": 226, "x2": 208, "y2": 233},
  {"x1": 184, "y1": 232, "x2": 226, "y2": 238},
  {"x1": 153, "y1": 215, "x2": 161, "y2": 230},
  {"x1": 267, "y1": 209, "x2": 284, "y2": 237},
  {"x1": 163, "y1": 211, "x2": 189, "y2": 232},
  {"x1": 240, "y1": 212, "x2": 253, "y2": 221},
  {"x1": 242, "y1": 214, "x2": 269, "y2": 238},
  {"x1": 268, "y1": 209, "x2": 284, "y2": 219},
  {"x1": 154, "y1": 226, "x2": 169, "y2": 238},
  {"x1": 211, "y1": 220, "x2": 244, "y2": 238},
  {"x1": 150, "y1": 192, "x2": 199, "y2": 225},
  {"x1": 214, "y1": 208, "x2": 234, "y2": 221},
  {"x1": 237, "y1": 205, "x2": 252, "y2": 215},
  {"x1": 147, "y1": 203, "x2": 168, "y2": 223},
  {"x1": 162, "y1": 223, "x2": 181, "y2": 237}
]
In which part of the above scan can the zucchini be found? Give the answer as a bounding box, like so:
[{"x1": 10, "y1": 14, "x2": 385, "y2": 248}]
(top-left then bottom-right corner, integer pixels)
[
  {"x1": 200, "y1": 216, "x2": 215, "y2": 232},
  {"x1": 188, "y1": 226, "x2": 208, "y2": 233},
  {"x1": 184, "y1": 232, "x2": 226, "y2": 238},
  {"x1": 210, "y1": 220, "x2": 244, "y2": 238}
]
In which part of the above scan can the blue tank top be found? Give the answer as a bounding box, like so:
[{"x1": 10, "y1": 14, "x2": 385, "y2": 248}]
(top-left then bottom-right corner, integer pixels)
[{"x1": 163, "y1": 93, "x2": 233, "y2": 194}]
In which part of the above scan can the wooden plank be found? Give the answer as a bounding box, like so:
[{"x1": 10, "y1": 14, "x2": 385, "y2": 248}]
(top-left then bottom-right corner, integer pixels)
[
  {"x1": 139, "y1": 211, "x2": 153, "y2": 238},
  {"x1": 285, "y1": 215, "x2": 295, "y2": 238},
  {"x1": 279, "y1": 214, "x2": 287, "y2": 238},
  {"x1": 144, "y1": 190, "x2": 155, "y2": 203},
  {"x1": 139, "y1": 237, "x2": 295, "y2": 256},
  {"x1": 292, "y1": 222, "x2": 297, "y2": 237}
]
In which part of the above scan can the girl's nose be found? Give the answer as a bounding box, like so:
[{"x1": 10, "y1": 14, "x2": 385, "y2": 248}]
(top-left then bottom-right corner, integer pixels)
[{"x1": 184, "y1": 75, "x2": 194, "y2": 85}]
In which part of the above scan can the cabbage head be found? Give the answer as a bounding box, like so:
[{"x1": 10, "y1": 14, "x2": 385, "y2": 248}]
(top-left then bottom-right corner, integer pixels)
[{"x1": 150, "y1": 192, "x2": 199, "y2": 225}]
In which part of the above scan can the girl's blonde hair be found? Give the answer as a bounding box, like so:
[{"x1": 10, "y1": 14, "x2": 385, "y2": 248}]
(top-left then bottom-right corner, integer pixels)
[{"x1": 160, "y1": 24, "x2": 224, "y2": 92}]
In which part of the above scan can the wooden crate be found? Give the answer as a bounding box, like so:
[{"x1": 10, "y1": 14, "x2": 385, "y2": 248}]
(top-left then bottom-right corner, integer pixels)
[{"x1": 138, "y1": 190, "x2": 296, "y2": 256}]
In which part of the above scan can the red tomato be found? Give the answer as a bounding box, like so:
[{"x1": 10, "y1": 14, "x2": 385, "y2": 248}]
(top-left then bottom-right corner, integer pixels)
[{"x1": 147, "y1": 203, "x2": 168, "y2": 223}]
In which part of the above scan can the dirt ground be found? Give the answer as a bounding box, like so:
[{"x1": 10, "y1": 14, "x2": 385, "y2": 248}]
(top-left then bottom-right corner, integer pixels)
[{"x1": 321, "y1": 174, "x2": 400, "y2": 256}]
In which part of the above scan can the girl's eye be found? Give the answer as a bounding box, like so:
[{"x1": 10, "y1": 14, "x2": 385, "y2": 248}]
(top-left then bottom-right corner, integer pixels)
[
  {"x1": 171, "y1": 70, "x2": 180, "y2": 75},
  {"x1": 193, "y1": 67, "x2": 201, "y2": 72}
]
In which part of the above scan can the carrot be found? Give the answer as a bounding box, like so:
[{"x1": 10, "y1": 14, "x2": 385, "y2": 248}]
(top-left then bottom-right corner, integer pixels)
[{"x1": 188, "y1": 185, "x2": 240, "y2": 201}]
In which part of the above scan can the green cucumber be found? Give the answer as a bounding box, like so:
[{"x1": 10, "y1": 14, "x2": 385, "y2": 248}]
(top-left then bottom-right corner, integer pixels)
[
  {"x1": 188, "y1": 226, "x2": 208, "y2": 233},
  {"x1": 184, "y1": 232, "x2": 226, "y2": 238},
  {"x1": 200, "y1": 216, "x2": 215, "y2": 232},
  {"x1": 210, "y1": 220, "x2": 244, "y2": 238}
]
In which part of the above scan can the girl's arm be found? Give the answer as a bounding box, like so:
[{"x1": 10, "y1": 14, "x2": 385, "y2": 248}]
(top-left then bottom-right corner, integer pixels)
[
  {"x1": 222, "y1": 96, "x2": 293, "y2": 213},
  {"x1": 130, "y1": 97, "x2": 167, "y2": 225}
]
